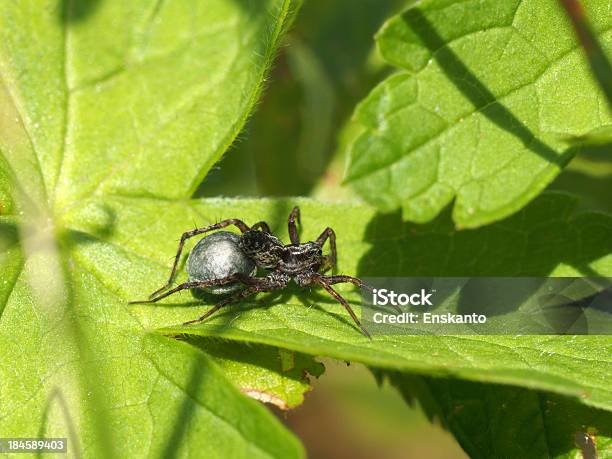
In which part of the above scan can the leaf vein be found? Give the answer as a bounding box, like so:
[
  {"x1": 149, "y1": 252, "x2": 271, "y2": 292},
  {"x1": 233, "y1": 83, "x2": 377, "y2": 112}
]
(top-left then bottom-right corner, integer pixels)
[{"x1": 350, "y1": 26, "x2": 612, "y2": 182}]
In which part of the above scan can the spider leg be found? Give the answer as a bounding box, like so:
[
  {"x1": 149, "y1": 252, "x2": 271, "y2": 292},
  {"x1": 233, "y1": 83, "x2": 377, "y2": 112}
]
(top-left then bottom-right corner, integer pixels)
[
  {"x1": 316, "y1": 227, "x2": 337, "y2": 272},
  {"x1": 183, "y1": 274, "x2": 285, "y2": 325},
  {"x1": 182, "y1": 286, "x2": 261, "y2": 325},
  {"x1": 251, "y1": 221, "x2": 271, "y2": 233},
  {"x1": 323, "y1": 275, "x2": 370, "y2": 290},
  {"x1": 314, "y1": 276, "x2": 371, "y2": 338},
  {"x1": 149, "y1": 218, "x2": 251, "y2": 298},
  {"x1": 133, "y1": 273, "x2": 255, "y2": 305},
  {"x1": 288, "y1": 206, "x2": 301, "y2": 244},
  {"x1": 322, "y1": 275, "x2": 401, "y2": 313}
]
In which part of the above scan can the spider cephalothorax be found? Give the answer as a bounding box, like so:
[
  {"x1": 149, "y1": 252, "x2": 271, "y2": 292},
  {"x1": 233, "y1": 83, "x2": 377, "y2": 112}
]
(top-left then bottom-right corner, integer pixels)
[
  {"x1": 130, "y1": 206, "x2": 378, "y2": 337},
  {"x1": 239, "y1": 230, "x2": 285, "y2": 268}
]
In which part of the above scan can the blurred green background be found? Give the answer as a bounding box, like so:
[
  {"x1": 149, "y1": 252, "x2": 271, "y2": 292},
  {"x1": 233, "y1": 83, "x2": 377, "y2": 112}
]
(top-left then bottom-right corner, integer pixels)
[
  {"x1": 194, "y1": 1, "x2": 612, "y2": 457},
  {"x1": 279, "y1": 360, "x2": 467, "y2": 459},
  {"x1": 195, "y1": 0, "x2": 407, "y2": 201}
]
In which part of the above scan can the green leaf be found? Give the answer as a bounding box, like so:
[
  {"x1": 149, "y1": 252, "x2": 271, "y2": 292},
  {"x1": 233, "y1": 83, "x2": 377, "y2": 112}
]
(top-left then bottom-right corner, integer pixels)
[
  {"x1": 0, "y1": 0, "x2": 299, "y2": 209},
  {"x1": 127, "y1": 194, "x2": 612, "y2": 412},
  {"x1": 0, "y1": 238, "x2": 304, "y2": 457},
  {"x1": 557, "y1": 0, "x2": 612, "y2": 108},
  {"x1": 53, "y1": 193, "x2": 612, "y2": 411},
  {"x1": 389, "y1": 374, "x2": 612, "y2": 459},
  {"x1": 191, "y1": 338, "x2": 324, "y2": 409},
  {"x1": 344, "y1": 0, "x2": 612, "y2": 228},
  {"x1": 0, "y1": 0, "x2": 303, "y2": 456},
  {"x1": 139, "y1": 333, "x2": 305, "y2": 458}
]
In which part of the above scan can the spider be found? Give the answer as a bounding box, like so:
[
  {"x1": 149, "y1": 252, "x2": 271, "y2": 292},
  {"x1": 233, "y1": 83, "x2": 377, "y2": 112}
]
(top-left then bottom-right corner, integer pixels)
[{"x1": 129, "y1": 207, "x2": 377, "y2": 337}]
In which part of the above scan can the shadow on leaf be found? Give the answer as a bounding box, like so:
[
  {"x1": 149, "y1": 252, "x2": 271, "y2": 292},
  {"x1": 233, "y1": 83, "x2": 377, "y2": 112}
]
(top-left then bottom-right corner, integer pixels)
[
  {"x1": 358, "y1": 193, "x2": 612, "y2": 320},
  {"x1": 400, "y1": 9, "x2": 570, "y2": 166},
  {"x1": 58, "y1": 0, "x2": 102, "y2": 23}
]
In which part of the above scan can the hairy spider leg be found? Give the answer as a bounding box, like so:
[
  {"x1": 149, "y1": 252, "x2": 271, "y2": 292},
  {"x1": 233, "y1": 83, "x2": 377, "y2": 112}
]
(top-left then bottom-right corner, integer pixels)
[
  {"x1": 182, "y1": 273, "x2": 288, "y2": 325},
  {"x1": 132, "y1": 273, "x2": 258, "y2": 305},
  {"x1": 323, "y1": 275, "x2": 401, "y2": 314},
  {"x1": 288, "y1": 206, "x2": 301, "y2": 244},
  {"x1": 251, "y1": 221, "x2": 271, "y2": 233},
  {"x1": 316, "y1": 227, "x2": 337, "y2": 272},
  {"x1": 324, "y1": 275, "x2": 369, "y2": 290},
  {"x1": 182, "y1": 286, "x2": 259, "y2": 326},
  {"x1": 314, "y1": 276, "x2": 371, "y2": 338},
  {"x1": 148, "y1": 219, "x2": 251, "y2": 299}
]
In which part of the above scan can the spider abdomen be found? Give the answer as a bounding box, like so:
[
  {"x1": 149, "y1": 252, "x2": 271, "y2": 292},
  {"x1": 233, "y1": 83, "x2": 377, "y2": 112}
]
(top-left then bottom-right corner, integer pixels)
[{"x1": 187, "y1": 231, "x2": 256, "y2": 294}]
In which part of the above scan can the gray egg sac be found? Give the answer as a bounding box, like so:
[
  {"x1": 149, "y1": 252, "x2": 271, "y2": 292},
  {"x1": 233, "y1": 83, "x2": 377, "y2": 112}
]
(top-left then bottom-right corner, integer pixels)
[{"x1": 187, "y1": 231, "x2": 256, "y2": 295}]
